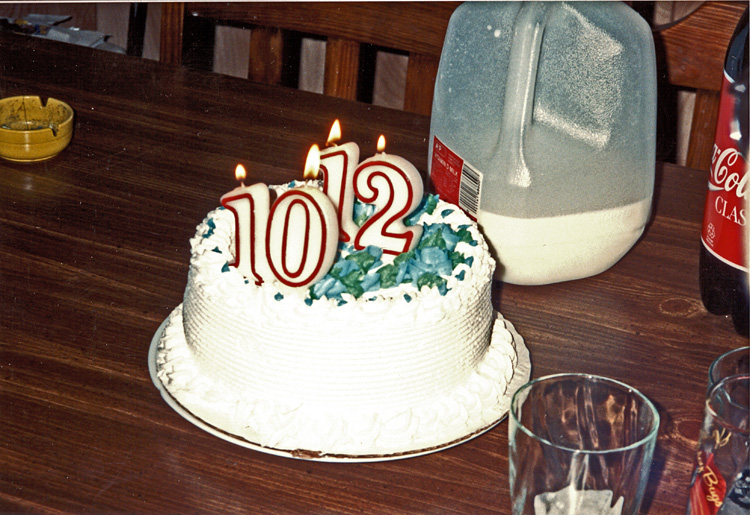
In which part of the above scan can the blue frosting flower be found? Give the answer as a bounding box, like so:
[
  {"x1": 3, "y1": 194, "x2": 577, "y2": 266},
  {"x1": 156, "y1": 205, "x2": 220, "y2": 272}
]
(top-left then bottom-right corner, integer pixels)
[
  {"x1": 311, "y1": 274, "x2": 348, "y2": 299},
  {"x1": 410, "y1": 247, "x2": 454, "y2": 277},
  {"x1": 405, "y1": 194, "x2": 439, "y2": 226},
  {"x1": 361, "y1": 270, "x2": 381, "y2": 292}
]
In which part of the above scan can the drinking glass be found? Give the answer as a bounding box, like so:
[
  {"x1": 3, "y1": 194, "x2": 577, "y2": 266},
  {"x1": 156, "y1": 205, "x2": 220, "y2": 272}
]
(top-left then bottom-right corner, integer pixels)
[
  {"x1": 687, "y1": 375, "x2": 750, "y2": 515},
  {"x1": 708, "y1": 347, "x2": 750, "y2": 393},
  {"x1": 509, "y1": 374, "x2": 660, "y2": 515}
]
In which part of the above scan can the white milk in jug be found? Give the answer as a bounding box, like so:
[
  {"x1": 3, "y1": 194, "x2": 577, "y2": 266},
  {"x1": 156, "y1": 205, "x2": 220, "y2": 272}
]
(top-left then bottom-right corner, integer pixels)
[{"x1": 429, "y1": 1, "x2": 656, "y2": 285}]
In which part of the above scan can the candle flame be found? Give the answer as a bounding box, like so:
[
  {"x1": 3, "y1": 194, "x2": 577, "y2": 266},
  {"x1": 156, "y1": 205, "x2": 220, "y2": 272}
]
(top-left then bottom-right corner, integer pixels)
[
  {"x1": 235, "y1": 163, "x2": 247, "y2": 182},
  {"x1": 304, "y1": 144, "x2": 321, "y2": 180},
  {"x1": 377, "y1": 135, "x2": 386, "y2": 153},
  {"x1": 327, "y1": 119, "x2": 342, "y2": 146}
]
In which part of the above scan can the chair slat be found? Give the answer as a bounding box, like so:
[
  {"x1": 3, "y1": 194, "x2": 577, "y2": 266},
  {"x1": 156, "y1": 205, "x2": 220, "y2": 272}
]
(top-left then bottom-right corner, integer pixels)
[
  {"x1": 159, "y1": 2, "x2": 185, "y2": 66},
  {"x1": 404, "y1": 53, "x2": 440, "y2": 116},
  {"x1": 249, "y1": 26, "x2": 284, "y2": 85},
  {"x1": 686, "y1": 89, "x2": 723, "y2": 171}
]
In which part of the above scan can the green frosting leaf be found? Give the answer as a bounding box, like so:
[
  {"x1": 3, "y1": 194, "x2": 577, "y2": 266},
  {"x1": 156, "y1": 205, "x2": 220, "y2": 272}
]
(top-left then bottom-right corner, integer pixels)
[
  {"x1": 394, "y1": 249, "x2": 415, "y2": 266},
  {"x1": 418, "y1": 227, "x2": 446, "y2": 250},
  {"x1": 450, "y1": 251, "x2": 466, "y2": 268},
  {"x1": 416, "y1": 272, "x2": 446, "y2": 291},
  {"x1": 378, "y1": 264, "x2": 399, "y2": 289},
  {"x1": 354, "y1": 211, "x2": 369, "y2": 227},
  {"x1": 345, "y1": 250, "x2": 377, "y2": 272},
  {"x1": 338, "y1": 269, "x2": 365, "y2": 298},
  {"x1": 456, "y1": 227, "x2": 474, "y2": 244},
  {"x1": 424, "y1": 194, "x2": 438, "y2": 215}
]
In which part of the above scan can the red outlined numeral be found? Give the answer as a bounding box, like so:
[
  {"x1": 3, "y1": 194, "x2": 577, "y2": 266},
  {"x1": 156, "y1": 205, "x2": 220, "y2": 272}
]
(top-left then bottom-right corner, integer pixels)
[
  {"x1": 353, "y1": 157, "x2": 424, "y2": 256},
  {"x1": 266, "y1": 189, "x2": 339, "y2": 287}
]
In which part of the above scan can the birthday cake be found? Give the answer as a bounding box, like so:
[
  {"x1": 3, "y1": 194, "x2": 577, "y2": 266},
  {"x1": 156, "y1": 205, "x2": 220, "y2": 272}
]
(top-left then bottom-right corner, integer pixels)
[{"x1": 155, "y1": 180, "x2": 522, "y2": 458}]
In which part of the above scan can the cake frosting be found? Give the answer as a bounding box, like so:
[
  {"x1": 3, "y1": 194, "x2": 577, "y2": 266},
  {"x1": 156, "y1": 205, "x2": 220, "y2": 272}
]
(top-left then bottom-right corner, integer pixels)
[{"x1": 156, "y1": 183, "x2": 520, "y2": 457}]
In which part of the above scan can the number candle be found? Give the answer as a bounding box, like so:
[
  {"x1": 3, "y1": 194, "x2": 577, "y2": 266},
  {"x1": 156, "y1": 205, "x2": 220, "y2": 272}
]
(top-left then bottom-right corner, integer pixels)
[
  {"x1": 220, "y1": 164, "x2": 271, "y2": 285},
  {"x1": 319, "y1": 120, "x2": 360, "y2": 242},
  {"x1": 266, "y1": 145, "x2": 340, "y2": 289},
  {"x1": 353, "y1": 136, "x2": 424, "y2": 256},
  {"x1": 219, "y1": 130, "x2": 422, "y2": 290}
]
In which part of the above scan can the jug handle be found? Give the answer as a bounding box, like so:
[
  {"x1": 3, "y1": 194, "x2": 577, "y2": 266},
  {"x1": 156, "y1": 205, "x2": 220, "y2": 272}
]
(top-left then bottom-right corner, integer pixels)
[{"x1": 495, "y1": 2, "x2": 555, "y2": 188}]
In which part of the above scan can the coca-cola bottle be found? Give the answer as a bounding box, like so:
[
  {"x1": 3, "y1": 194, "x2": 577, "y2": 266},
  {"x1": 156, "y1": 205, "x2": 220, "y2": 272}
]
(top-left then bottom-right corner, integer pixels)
[{"x1": 699, "y1": 8, "x2": 748, "y2": 336}]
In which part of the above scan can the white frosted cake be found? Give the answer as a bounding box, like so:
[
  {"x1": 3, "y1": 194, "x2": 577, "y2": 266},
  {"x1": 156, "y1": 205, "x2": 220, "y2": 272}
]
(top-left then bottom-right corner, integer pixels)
[{"x1": 156, "y1": 184, "x2": 521, "y2": 458}]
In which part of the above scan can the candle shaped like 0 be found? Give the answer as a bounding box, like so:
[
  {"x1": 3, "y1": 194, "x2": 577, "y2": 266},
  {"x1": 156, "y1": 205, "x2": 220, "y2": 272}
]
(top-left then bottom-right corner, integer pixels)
[
  {"x1": 266, "y1": 145, "x2": 340, "y2": 289},
  {"x1": 319, "y1": 120, "x2": 360, "y2": 242},
  {"x1": 220, "y1": 152, "x2": 339, "y2": 290},
  {"x1": 353, "y1": 136, "x2": 424, "y2": 256},
  {"x1": 220, "y1": 164, "x2": 270, "y2": 285}
]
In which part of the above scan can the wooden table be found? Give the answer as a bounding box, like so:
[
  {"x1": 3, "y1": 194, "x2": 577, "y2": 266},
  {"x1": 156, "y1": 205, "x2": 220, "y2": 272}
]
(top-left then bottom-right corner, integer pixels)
[{"x1": 0, "y1": 31, "x2": 746, "y2": 514}]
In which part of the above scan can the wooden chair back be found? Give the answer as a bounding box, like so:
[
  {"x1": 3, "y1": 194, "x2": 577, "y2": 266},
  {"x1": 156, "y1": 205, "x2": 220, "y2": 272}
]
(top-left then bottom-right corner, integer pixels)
[
  {"x1": 654, "y1": 1, "x2": 746, "y2": 170},
  {"x1": 159, "y1": 2, "x2": 459, "y2": 115}
]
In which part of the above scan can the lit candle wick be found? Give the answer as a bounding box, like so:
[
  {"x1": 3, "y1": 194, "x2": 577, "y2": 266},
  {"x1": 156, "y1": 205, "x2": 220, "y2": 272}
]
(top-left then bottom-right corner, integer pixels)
[
  {"x1": 377, "y1": 135, "x2": 386, "y2": 154},
  {"x1": 235, "y1": 163, "x2": 247, "y2": 187},
  {"x1": 327, "y1": 119, "x2": 342, "y2": 147},
  {"x1": 304, "y1": 144, "x2": 321, "y2": 180}
]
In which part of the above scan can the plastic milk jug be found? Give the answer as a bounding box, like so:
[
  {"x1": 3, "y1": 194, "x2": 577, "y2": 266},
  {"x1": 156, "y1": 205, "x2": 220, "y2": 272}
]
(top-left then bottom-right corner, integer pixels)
[{"x1": 428, "y1": 2, "x2": 656, "y2": 285}]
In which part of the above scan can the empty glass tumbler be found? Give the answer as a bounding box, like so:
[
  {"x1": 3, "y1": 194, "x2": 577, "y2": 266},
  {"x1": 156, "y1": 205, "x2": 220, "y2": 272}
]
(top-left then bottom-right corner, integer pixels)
[
  {"x1": 687, "y1": 375, "x2": 750, "y2": 514},
  {"x1": 708, "y1": 347, "x2": 750, "y2": 393},
  {"x1": 509, "y1": 374, "x2": 660, "y2": 515}
]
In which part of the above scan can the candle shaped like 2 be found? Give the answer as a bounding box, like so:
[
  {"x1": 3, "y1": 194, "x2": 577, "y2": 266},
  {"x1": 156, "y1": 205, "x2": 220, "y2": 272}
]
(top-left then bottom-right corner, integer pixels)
[
  {"x1": 319, "y1": 120, "x2": 360, "y2": 242},
  {"x1": 353, "y1": 136, "x2": 424, "y2": 256},
  {"x1": 220, "y1": 164, "x2": 271, "y2": 285},
  {"x1": 266, "y1": 145, "x2": 340, "y2": 289}
]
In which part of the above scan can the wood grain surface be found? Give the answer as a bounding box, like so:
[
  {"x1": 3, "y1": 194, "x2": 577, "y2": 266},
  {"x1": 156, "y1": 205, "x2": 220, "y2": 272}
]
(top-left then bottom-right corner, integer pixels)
[{"x1": 0, "y1": 31, "x2": 746, "y2": 514}]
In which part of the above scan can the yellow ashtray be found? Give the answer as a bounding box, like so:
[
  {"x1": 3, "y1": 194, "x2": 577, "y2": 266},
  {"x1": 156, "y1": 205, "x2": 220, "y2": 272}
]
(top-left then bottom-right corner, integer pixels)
[{"x1": 0, "y1": 95, "x2": 74, "y2": 162}]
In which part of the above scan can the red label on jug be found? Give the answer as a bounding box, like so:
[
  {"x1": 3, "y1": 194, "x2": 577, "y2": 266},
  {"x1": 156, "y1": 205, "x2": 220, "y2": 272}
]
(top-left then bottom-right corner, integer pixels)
[
  {"x1": 701, "y1": 73, "x2": 749, "y2": 272},
  {"x1": 430, "y1": 137, "x2": 482, "y2": 219},
  {"x1": 430, "y1": 136, "x2": 463, "y2": 207}
]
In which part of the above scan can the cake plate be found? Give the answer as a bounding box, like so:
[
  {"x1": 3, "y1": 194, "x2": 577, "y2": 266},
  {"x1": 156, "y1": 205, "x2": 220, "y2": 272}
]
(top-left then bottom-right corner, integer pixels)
[{"x1": 149, "y1": 313, "x2": 531, "y2": 462}]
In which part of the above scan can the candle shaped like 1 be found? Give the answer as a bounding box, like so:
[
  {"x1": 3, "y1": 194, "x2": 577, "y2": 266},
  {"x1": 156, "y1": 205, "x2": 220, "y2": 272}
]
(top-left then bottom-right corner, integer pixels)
[
  {"x1": 266, "y1": 145, "x2": 340, "y2": 289},
  {"x1": 319, "y1": 119, "x2": 360, "y2": 242},
  {"x1": 220, "y1": 164, "x2": 271, "y2": 285},
  {"x1": 353, "y1": 136, "x2": 424, "y2": 256}
]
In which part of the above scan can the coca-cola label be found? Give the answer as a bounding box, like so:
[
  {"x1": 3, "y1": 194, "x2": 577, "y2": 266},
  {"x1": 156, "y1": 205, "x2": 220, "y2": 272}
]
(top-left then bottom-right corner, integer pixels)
[{"x1": 701, "y1": 72, "x2": 749, "y2": 272}]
